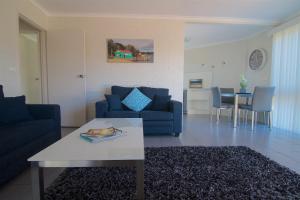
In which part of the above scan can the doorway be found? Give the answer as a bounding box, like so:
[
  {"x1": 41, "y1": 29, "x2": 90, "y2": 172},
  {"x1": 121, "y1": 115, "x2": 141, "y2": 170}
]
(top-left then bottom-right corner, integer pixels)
[{"x1": 19, "y1": 19, "x2": 42, "y2": 104}]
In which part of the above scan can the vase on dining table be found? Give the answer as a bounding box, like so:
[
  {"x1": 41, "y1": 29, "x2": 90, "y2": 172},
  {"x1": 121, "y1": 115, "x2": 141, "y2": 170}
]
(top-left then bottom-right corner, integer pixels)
[
  {"x1": 240, "y1": 75, "x2": 248, "y2": 93},
  {"x1": 239, "y1": 88, "x2": 247, "y2": 93}
]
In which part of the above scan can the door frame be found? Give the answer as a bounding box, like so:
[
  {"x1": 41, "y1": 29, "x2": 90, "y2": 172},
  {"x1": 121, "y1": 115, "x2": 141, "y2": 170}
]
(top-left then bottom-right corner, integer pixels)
[{"x1": 18, "y1": 14, "x2": 48, "y2": 104}]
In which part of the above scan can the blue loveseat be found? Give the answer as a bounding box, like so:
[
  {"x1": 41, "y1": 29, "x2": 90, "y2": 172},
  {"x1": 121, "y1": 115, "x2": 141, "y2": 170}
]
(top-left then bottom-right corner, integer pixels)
[
  {"x1": 95, "y1": 86, "x2": 182, "y2": 136},
  {"x1": 0, "y1": 86, "x2": 61, "y2": 185}
]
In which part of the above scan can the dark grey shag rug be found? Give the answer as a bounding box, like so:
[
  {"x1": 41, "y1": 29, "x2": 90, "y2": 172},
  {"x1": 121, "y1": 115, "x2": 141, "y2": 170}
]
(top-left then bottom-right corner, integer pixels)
[{"x1": 45, "y1": 146, "x2": 300, "y2": 200}]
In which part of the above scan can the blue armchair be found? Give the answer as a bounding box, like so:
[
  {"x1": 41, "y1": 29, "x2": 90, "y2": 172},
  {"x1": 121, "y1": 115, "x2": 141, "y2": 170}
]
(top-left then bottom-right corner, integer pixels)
[
  {"x1": 0, "y1": 85, "x2": 61, "y2": 185},
  {"x1": 96, "y1": 86, "x2": 182, "y2": 136}
]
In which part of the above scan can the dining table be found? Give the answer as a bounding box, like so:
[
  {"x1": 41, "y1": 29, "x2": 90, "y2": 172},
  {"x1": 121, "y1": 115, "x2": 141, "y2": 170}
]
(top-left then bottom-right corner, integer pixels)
[{"x1": 221, "y1": 92, "x2": 252, "y2": 128}]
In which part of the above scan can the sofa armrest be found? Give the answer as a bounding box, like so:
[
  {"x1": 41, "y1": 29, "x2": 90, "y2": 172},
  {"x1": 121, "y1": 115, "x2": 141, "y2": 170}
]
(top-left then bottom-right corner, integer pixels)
[
  {"x1": 169, "y1": 100, "x2": 182, "y2": 135},
  {"x1": 27, "y1": 104, "x2": 61, "y2": 138},
  {"x1": 96, "y1": 100, "x2": 108, "y2": 118}
]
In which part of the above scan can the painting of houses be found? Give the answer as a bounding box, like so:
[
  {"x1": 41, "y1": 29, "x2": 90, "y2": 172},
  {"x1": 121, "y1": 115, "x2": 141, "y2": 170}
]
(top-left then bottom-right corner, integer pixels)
[{"x1": 107, "y1": 39, "x2": 154, "y2": 63}]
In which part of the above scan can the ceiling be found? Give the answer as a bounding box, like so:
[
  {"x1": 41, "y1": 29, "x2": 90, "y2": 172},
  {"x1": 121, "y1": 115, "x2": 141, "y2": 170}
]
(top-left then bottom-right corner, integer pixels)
[{"x1": 32, "y1": 0, "x2": 300, "y2": 48}]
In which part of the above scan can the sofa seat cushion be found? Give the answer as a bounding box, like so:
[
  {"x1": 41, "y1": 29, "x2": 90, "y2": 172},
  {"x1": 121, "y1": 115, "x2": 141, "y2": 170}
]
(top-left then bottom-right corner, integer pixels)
[
  {"x1": 0, "y1": 119, "x2": 56, "y2": 156},
  {"x1": 105, "y1": 111, "x2": 139, "y2": 118},
  {"x1": 141, "y1": 111, "x2": 173, "y2": 121}
]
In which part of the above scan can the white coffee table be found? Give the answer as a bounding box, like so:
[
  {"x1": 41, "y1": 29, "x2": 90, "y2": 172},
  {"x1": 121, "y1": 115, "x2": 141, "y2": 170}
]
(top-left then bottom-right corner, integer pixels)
[{"x1": 28, "y1": 118, "x2": 145, "y2": 200}]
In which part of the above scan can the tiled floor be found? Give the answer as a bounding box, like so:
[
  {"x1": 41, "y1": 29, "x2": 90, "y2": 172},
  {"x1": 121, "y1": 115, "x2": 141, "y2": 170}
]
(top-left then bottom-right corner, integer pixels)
[{"x1": 1, "y1": 114, "x2": 300, "y2": 200}]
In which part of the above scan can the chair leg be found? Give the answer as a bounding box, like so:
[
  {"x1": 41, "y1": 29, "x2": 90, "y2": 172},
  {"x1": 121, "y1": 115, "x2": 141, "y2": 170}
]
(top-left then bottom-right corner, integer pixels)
[
  {"x1": 217, "y1": 109, "x2": 220, "y2": 122},
  {"x1": 255, "y1": 112, "x2": 258, "y2": 125},
  {"x1": 210, "y1": 108, "x2": 214, "y2": 121},
  {"x1": 269, "y1": 111, "x2": 272, "y2": 128},
  {"x1": 263, "y1": 112, "x2": 267, "y2": 125},
  {"x1": 251, "y1": 111, "x2": 255, "y2": 131},
  {"x1": 245, "y1": 110, "x2": 248, "y2": 124}
]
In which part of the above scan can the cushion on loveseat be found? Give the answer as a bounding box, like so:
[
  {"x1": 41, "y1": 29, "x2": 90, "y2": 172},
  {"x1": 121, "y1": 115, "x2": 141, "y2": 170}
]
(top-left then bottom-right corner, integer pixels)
[
  {"x1": 0, "y1": 96, "x2": 32, "y2": 125},
  {"x1": 104, "y1": 111, "x2": 139, "y2": 118},
  {"x1": 0, "y1": 119, "x2": 57, "y2": 156},
  {"x1": 139, "y1": 87, "x2": 169, "y2": 109},
  {"x1": 141, "y1": 111, "x2": 173, "y2": 121},
  {"x1": 122, "y1": 88, "x2": 151, "y2": 112},
  {"x1": 105, "y1": 94, "x2": 122, "y2": 111},
  {"x1": 111, "y1": 86, "x2": 133, "y2": 99}
]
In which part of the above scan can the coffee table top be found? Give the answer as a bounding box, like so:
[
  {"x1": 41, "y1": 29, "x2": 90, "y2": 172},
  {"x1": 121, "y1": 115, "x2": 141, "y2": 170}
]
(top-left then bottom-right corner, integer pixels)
[{"x1": 28, "y1": 118, "x2": 144, "y2": 164}]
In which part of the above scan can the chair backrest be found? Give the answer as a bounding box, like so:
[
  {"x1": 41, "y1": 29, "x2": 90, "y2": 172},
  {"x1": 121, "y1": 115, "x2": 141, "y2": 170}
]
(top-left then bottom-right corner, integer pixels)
[
  {"x1": 0, "y1": 85, "x2": 4, "y2": 99},
  {"x1": 211, "y1": 87, "x2": 221, "y2": 108},
  {"x1": 252, "y1": 86, "x2": 275, "y2": 112},
  {"x1": 220, "y1": 88, "x2": 234, "y2": 104}
]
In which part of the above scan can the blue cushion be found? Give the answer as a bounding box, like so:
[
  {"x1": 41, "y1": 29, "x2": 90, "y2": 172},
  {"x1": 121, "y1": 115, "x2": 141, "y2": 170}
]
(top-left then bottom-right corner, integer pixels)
[
  {"x1": 141, "y1": 111, "x2": 173, "y2": 120},
  {"x1": 0, "y1": 96, "x2": 32, "y2": 125},
  {"x1": 105, "y1": 111, "x2": 139, "y2": 118},
  {"x1": 122, "y1": 88, "x2": 152, "y2": 112},
  {"x1": 105, "y1": 95, "x2": 122, "y2": 111},
  {"x1": 0, "y1": 85, "x2": 3, "y2": 99},
  {"x1": 151, "y1": 95, "x2": 171, "y2": 111}
]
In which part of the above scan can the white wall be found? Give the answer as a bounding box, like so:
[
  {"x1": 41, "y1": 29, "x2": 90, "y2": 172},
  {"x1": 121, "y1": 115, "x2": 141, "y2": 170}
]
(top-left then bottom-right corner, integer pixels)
[
  {"x1": 185, "y1": 32, "x2": 273, "y2": 91},
  {"x1": 48, "y1": 17, "x2": 184, "y2": 119},
  {"x1": 0, "y1": 0, "x2": 47, "y2": 96}
]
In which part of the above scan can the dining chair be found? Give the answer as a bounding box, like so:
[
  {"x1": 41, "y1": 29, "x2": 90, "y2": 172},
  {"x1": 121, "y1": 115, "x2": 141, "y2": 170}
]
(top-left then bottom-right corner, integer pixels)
[
  {"x1": 220, "y1": 88, "x2": 235, "y2": 105},
  {"x1": 211, "y1": 87, "x2": 234, "y2": 122},
  {"x1": 239, "y1": 86, "x2": 275, "y2": 130}
]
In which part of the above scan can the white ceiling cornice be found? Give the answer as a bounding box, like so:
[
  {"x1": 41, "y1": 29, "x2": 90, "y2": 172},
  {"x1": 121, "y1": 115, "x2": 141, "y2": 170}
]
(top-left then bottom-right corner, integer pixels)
[
  {"x1": 30, "y1": 0, "x2": 279, "y2": 26},
  {"x1": 50, "y1": 14, "x2": 278, "y2": 26},
  {"x1": 30, "y1": 0, "x2": 50, "y2": 16},
  {"x1": 45, "y1": 14, "x2": 279, "y2": 26}
]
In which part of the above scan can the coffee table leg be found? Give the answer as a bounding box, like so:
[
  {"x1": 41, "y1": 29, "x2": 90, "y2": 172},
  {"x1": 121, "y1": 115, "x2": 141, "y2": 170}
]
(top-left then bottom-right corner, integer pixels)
[
  {"x1": 136, "y1": 160, "x2": 144, "y2": 200},
  {"x1": 31, "y1": 162, "x2": 44, "y2": 200}
]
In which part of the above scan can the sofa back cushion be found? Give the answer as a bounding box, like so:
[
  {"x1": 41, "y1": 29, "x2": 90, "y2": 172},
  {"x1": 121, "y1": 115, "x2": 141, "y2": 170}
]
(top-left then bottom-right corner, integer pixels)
[
  {"x1": 111, "y1": 86, "x2": 134, "y2": 99},
  {"x1": 111, "y1": 86, "x2": 134, "y2": 110},
  {"x1": 140, "y1": 87, "x2": 169, "y2": 109},
  {"x1": 0, "y1": 85, "x2": 4, "y2": 99},
  {"x1": 0, "y1": 96, "x2": 32, "y2": 125},
  {"x1": 151, "y1": 95, "x2": 172, "y2": 111}
]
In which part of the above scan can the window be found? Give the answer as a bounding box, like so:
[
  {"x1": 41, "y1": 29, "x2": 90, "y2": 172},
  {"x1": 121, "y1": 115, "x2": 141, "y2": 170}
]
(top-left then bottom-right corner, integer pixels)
[{"x1": 272, "y1": 23, "x2": 300, "y2": 133}]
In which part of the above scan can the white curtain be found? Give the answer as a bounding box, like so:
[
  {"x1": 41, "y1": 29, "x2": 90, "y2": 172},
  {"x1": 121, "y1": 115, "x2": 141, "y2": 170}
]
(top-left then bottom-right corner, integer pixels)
[{"x1": 272, "y1": 23, "x2": 300, "y2": 133}]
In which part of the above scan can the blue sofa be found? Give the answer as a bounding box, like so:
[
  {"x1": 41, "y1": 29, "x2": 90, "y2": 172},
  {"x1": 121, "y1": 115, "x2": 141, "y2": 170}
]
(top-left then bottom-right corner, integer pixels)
[
  {"x1": 96, "y1": 86, "x2": 182, "y2": 136},
  {"x1": 0, "y1": 86, "x2": 61, "y2": 185}
]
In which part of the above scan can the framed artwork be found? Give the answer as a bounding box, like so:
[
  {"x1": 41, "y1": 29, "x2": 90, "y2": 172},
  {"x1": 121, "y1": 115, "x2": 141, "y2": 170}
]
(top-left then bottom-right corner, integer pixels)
[{"x1": 107, "y1": 39, "x2": 154, "y2": 63}]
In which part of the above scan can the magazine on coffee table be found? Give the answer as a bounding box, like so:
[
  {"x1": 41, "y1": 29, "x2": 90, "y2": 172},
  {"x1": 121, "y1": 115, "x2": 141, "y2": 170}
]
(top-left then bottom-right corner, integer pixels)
[{"x1": 80, "y1": 127, "x2": 123, "y2": 143}]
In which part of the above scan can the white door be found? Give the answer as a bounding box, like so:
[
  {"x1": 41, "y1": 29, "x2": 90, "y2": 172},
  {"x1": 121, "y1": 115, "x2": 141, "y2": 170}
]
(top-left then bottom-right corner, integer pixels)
[
  {"x1": 47, "y1": 29, "x2": 86, "y2": 127},
  {"x1": 19, "y1": 21, "x2": 42, "y2": 104}
]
